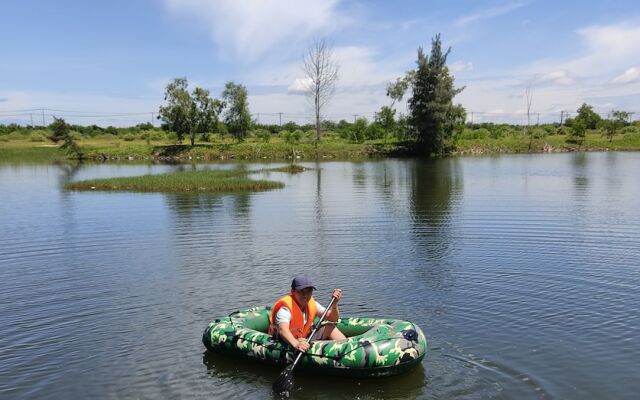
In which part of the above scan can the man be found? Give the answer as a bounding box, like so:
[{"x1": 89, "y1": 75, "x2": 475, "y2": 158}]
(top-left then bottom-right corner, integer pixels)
[{"x1": 269, "y1": 275, "x2": 347, "y2": 352}]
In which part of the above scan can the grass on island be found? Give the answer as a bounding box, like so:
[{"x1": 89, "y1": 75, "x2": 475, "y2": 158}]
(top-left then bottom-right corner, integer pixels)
[
  {"x1": 265, "y1": 164, "x2": 309, "y2": 173},
  {"x1": 65, "y1": 169, "x2": 284, "y2": 193}
]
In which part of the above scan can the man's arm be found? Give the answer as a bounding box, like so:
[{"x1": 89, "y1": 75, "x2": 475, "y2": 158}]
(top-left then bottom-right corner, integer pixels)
[
  {"x1": 277, "y1": 322, "x2": 310, "y2": 352},
  {"x1": 324, "y1": 288, "x2": 342, "y2": 322}
]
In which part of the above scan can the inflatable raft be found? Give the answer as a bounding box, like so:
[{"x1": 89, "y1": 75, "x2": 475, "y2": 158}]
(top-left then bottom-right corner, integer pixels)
[{"x1": 202, "y1": 306, "x2": 427, "y2": 378}]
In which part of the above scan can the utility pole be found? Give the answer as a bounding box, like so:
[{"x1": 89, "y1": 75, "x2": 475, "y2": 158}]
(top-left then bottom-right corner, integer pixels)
[
  {"x1": 278, "y1": 112, "x2": 282, "y2": 127},
  {"x1": 560, "y1": 111, "x2": 564, "y2": 126},
  {"x1": 352, "y1": 114, "x2": 358, "y2": 123},
  {"x1": 471, "y1": 112, "x2": 474, "y2": 125},
  {"x1": 256, "y1": 113, "x2": 260, "y2": 124},
  {"x1": 537, "y1": 113, "x2": 540, "y2": 125},
  {"x1": 30, "y1": 114, "x2": 33, "y2": 127},
  {"x1": 42, "y1": 109, "x2": 45, "y2": 127},
  {"x1": 151, "y1": 112, "x2": 155, "y2": 125}
]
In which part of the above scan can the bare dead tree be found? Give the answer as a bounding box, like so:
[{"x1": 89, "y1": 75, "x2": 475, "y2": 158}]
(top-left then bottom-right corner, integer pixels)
[
  {"x1": 525, "y1": 82, "x2": 534, "y2": 151},
  {"x1": 303, "y1": 39, "x2": 339, "y2": 148}
]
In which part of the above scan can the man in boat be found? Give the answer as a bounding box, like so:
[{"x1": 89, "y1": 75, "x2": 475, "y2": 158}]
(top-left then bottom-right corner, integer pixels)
[{"x1": 269, "y1": 275, "x2": 347, "y2": 352}]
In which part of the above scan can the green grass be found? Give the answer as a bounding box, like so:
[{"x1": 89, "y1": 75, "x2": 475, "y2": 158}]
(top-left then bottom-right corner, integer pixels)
[
  {"x1": 65, "y1": 169, "x2": 284, "y2": 193},
  {"x1": 3, "y1": 129, "x2": 640, "y2": 163},
  {"x1": 0, "y1": 143, "x2": 65, "y2": 163},
  {"x1": 452, "y1": 131, "x2": 640, "y2": 155},
  {"x1": 265, "y1": 164, "x2": 309, "y2": 173}
]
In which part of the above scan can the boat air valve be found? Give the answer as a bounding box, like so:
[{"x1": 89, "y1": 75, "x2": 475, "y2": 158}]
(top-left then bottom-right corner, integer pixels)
[{"x1": 402, "y1": 329, "x2": 418, "y2": 342}]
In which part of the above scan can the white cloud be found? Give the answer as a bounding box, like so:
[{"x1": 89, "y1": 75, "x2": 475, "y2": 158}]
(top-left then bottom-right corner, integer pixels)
[
  {"x1": 537, "y1": 70, "x2": 574, "y2": 86},
  {"x1": 163, "y1": 0, "x2": 346, "y2": 61},
  {"x1": 450, "y1": 61, "x2": 474, "y2": 73},
  {"x1": 455, "y1": 1, "x2": 530, "y2": 27},
  {"x1": 287, "y1": 78, "x2": 312, "y2": 94},
  {"x1": 612, "y1": 66, "x2": 640, "y2": 84}
]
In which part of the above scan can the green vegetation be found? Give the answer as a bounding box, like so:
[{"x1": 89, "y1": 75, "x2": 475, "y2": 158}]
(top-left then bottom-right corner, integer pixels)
[
  {"x1": 158, "y1": 78, "x2": 223, "y2": 146},
  {"x1": 48, "y1": 117, "x2": 84, "y2": 159},
  {"x1": 266, "y1": 164, "x2": 308, "y2": 174},
  {"x1": 65, "y1": 169, "x2": 284, "y2": 193},
  {"x1": 221, "y1": 82, "x2": 251, "y2": 142},
  {"x1": 2, "y1": 116, "x2": 640, "y2": 162}
]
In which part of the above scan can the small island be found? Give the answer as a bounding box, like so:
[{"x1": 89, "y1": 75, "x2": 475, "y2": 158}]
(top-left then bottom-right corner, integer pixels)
[{"x1": 64, "y1": 169, "x2": 284, "y2": 193}]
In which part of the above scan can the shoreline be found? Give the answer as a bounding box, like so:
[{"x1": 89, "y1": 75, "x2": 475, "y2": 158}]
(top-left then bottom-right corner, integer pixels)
[{"x1": 1, "y1": 134, "x2": 640, "y2": 163}]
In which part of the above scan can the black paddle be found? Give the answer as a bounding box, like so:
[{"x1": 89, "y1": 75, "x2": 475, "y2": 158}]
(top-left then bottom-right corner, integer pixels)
[{"x1": 272, "y1": 295, "x2": 337, "y2": 395}]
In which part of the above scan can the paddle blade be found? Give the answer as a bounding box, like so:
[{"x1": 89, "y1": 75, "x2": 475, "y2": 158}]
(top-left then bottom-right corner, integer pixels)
[{"x1": 272, "y1": 364, "x2": 295, "y2": 395}]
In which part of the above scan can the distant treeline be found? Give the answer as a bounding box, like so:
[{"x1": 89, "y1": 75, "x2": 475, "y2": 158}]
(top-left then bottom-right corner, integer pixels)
[{"x1": 2, "y1": 108, "x2": 639, "y2": 146}]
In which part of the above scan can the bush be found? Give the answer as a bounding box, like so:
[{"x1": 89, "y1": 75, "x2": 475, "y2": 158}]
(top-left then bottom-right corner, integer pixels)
[
  {"x1": 28, "y1": 133, "x2": 46, "y2": 142},
  {"x1": 148, "y1": 130, "x2": 166, "y2": 141},
  {"x1": 365, "y1": 123, "x2": 385, "y2": 140},
  {"x1": 8, "y1": 130, "x2": 28, "y2": 140},
  {"x1": 460, "y1": 128, "x2": 490, "y2": 140},
  {"x1": 530, "y1": 127, "x2": 547, "y2": 139},
  {"x1": 0, "y1": 136, "x2": 9, "y2": 142},
  {"x1": 255, "y1": 129, "x2": 271, "y2": 143},
  {"x1": 96, "y1": 133, "x2": 118, "y2": 141},
  {"x1": 557, "y1": 126, "x2": 573, "y2": 136},
  {"x1": 122, "y1": 134, "x2": 136, "y2": 141}
]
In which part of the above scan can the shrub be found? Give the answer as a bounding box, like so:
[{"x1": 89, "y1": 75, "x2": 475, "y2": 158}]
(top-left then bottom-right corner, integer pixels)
[
  {"x1": 255, "y1": 129, "x2": 271, "y2": 143},
  {"x1": 122, "y1": 134, "x2": 136, "y2": 141},
  {"x1": 28, "y1": 133, "x2": 46, "y2": 142},
  {"x1": 8, "y1": 131, "x2": 28, "y2": 140},
  {"x1": 460, "y1": 128, "x2": 490, "y2": 140},
  {"x1": 148, "y1": 130, "x2": 167, "y2": 141}
]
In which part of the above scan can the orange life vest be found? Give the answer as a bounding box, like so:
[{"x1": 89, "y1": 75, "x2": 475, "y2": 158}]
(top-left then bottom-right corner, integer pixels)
[{"x1": 269, "y1": 294, "x2": 317, "y2": 339}]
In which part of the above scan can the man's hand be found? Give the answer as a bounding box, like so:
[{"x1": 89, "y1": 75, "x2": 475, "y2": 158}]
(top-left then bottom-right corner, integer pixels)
[
  {"x1": 295, "y1": 338, "x2": 310, "y2": 352},
  {"x1": 332, "y1": 288, "x2": 342, "y2": 303}
]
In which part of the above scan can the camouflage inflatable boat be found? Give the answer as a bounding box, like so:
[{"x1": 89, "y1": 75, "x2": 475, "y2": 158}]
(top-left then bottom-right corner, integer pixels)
[{"x1": 202, "y1": 306, "x2": 427, "y2": 378}]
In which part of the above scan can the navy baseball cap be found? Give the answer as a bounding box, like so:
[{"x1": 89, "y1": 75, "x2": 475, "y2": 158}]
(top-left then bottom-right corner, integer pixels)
[{"x1": 291, "y1": 275, "x2": 316, "y2": 291}]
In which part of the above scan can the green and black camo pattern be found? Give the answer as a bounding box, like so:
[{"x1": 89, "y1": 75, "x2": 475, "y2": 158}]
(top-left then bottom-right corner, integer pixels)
[{"x1": 202, "y1": 306, "x2": 427, "y2": 377}]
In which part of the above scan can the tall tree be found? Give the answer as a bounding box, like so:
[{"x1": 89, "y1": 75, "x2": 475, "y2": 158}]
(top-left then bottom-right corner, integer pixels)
[
  {"x1": 221, "y1": 81, "x2": 251, "y2": 142},
  {"x1": 192, "y1": 87, "x2": 223, "y2": 144},
  {"x1": 573, "y1": 103, "x2": 602, "y2": 130},
  {"x1": 158, "y1": 78, "x2": 222, "y2": 146},
  {"x1": 604, "y1": 110, "x2": 630, "y2": 142},
  {"x1": 525, "y1": 82, "x2": 534, "y2": 151},
  {"x1": 407, "y1": 34, "x2": 465, "y2": 155},
  {"x1": 158, "y1": 78, "x2": 192, "y2": 144},
  {"x1": 303, "y1": 39, "x2": 339, "y2": 147},
  {"x1": 48, "y1": 117, "x2": 83, "y2": 159}
]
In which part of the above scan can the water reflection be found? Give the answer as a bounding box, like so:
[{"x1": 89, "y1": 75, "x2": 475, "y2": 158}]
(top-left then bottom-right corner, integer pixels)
[
  {"x1": 408, "y1": 158, "x2": 462, "y2": 265},
  {"x1": 202, "y1": 350, "x2": 426, "y2": 400}
]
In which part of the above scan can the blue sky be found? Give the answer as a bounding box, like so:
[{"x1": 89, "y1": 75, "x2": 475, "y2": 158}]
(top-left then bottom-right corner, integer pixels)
[{"x1": 1, "y1": 0, "x2": 639, "y2": 126}]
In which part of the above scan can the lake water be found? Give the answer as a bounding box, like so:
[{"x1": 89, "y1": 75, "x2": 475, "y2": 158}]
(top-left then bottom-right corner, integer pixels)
[{"x1": 1, "y1": 152, "x2": 639, "y2": 399}]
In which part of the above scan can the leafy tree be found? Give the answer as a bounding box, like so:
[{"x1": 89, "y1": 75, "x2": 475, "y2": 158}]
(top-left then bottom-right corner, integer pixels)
[
  {"x1": 158, "y1": 78, "x2": 193, "y2": 144},
  {"x1": 48, "y1": 117, "x2": 83, "y2": 159},
  {"x1": 352, "y1": 117, "x2": 368, "y2": 143},
  {"x1": 365, "y1": 122, "x2": 385, "y2": 141},
  {"x1": 604, "y1": 110, "x2": 630, "y2": 142},
  {"x1": 572, "y1": 103, "x2": 602, "y2": 130},
  {"x1": 386, "y1": 72, "x2": 414, "y2": 108},
  {"x1": 221, "y1": 81, "x2": 251, "y2": 142},
  {"x1": 406, "y1": 34, "x2": 465, "y2": 155},
  {"x1": 158, "y1": 77, "x2": 222, "y2": 146},
  {"x1": 566, "y1": 119, "x2": 586, "y2": 147},
  {"x1": 375, "y1": 106, "x2": 396, "y2": 143},
  {"x1": 192, "y1": 87, "x2": 223, "y2": 144}
]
